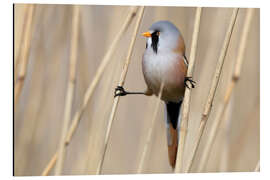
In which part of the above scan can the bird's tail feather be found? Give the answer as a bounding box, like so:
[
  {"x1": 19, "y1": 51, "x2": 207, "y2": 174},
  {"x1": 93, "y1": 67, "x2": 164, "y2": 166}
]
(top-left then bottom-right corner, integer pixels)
[{"x1": 165, "y1": 101, "x2": 182, "y2": 169}]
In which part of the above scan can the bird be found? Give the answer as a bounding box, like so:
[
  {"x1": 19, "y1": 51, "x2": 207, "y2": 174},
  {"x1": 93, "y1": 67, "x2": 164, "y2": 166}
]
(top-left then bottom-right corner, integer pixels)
[{"x1": 114, "y1": 20, "x2": 195, "y2": 169}]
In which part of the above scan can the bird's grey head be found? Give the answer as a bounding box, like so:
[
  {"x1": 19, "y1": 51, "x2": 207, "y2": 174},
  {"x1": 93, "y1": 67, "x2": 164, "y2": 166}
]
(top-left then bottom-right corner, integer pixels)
[{"x1": 144, "y1": 20, "x2": 182, "y2": 54}]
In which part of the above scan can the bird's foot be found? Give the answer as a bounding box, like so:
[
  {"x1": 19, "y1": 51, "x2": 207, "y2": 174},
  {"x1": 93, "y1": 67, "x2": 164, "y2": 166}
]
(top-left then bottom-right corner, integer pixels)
[
  {"x1": 184, "y1": 77, "x2": 196, "y2": 89},
  {"x1": 114, "y1": 86, "x2": 128, "y2": 97}
]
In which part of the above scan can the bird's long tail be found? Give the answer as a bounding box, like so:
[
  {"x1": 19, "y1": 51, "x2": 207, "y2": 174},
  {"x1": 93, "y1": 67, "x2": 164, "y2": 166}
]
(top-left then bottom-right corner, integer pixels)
[{"x1": 165, "y1": 101, "x2": 182, "y2": 169}]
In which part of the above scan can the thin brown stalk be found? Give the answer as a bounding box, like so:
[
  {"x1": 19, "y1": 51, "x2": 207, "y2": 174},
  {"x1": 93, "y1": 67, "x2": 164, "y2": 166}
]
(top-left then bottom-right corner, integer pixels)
[
  {"x1": 54, "y1": 5, "x2": 80, "y2": 175},
  {"x1": 255, "y1": 160, "x2": 260, "y2": 172},
  {"x1": 186, "y1": 8, "x2": 239, "y2": 172},
  {"x1": 197, "y1": 8, "x2": 254, "y2": 172},
  {"x1": 14, "y1": 4, "x2": 35, "y2": 106},
  {"x1": 174, "y1": 7, "x2": 202, "y2": 173},
  {"x1": 41, "y1": 7, "x2": 138, "y2": 176},
  {"x1": 137, "y1": 83, "x2": 164, "y2": 173},
  {"x1": 96, "y1": 6, "x2": 145, "y2": 174}
]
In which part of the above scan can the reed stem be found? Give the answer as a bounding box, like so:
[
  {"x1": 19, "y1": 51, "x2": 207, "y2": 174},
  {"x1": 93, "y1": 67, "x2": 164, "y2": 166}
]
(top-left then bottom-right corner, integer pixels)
[
  {"x1": 197, "y1": 8, "x2": 253, "y2": 172},
  {"x1": 15, "y1": 5, "x2": 30, "y2": 82},
  {"x1": 41, "y1": 6, "x2": 138, "y2": 176},
  {"x1": 174, "y1": 7, "x2": 202, "y2": 173},
  {"x1": 41, "y1": 152, "x2": 58, "y2": 176},
  {"x1": 14, "y1": 4, "x2": 35, "y2": 107},
  {"x1": 186, "y1": 8, "x2": 239, "y2": 172},
  {"x1": 137, "y1": 83, "x2": 164, "y2": 173},
  {"x1": 65, "y1": 6, "x2": 138, "y2": 145},
  {"x1": 96, "y1": 6, "x2": 145, "y2": 174},
  {"x1": 54, "y1": 5, "x2": 80, "y2": 175}
]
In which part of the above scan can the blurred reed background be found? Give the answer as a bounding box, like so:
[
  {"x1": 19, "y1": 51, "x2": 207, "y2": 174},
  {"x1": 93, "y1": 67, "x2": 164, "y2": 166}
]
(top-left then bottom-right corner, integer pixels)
[{"x1": 14, "y1": 4, "x2": 260, "y2": 176}]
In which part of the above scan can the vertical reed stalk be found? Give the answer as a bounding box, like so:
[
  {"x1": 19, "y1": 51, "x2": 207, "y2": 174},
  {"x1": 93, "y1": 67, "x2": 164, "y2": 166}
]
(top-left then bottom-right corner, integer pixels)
[
  {"x1": 64, "y1": 6, "x2": 138, "y2": 144},
  {"x1": 137, "y1": 83, "x2": 164, "y2": 173},
  {"x1": 96, "y1": 6, "x2": 145, "y2": 174},
  {"x1": 186, "y1": 8, "x2": 239, "y2": 173},
  {"x1": 174, "y1": 7, "x2": 202, "y2": 173},
  {"x1": 14, "y1": 4, "x2": 35, "y2": 106},
  {"x1": 54, "y1": 5, "x2": 80, "y2": 175},
  {"x1": 41, "y1": 7, "x2": 138, "y2": 176},
  {"x1": 197, "y1": 8, "x2": 253, "y2": 172}
]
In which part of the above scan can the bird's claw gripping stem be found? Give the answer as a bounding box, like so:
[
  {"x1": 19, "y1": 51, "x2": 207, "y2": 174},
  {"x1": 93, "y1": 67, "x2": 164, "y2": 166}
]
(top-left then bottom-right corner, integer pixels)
[
  {"x1": 184, "y1": 77, "x2": 196, "y2": 89},
  {"x1": 114, "y1": 86, "x2": 128, "y2": 97}
]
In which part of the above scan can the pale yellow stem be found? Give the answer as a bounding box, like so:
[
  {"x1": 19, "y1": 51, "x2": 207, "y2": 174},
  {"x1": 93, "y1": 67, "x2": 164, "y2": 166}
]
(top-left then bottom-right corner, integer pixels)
[
  {"x1": 174, "y1": 7, "x2": 202, "y2": 173},
  {"x1": 54, "y1": 5, "x2": 80, "y2": 175},
  {"x1": 41, "y1": 7, "x2": 138, "y2": 176},
  {"x1": 197, "y1": 8, "x2": 254, "y2": 172},
  {"x1": 137, "y1": 83, "x2": 164, "y2": 173},
  {"x1": 96, "y1": 6, "x2": 145, "y2": 174},
  {"x1": 64, "y1": 6, "x2": 138, "y2": 144},
  {"x1": 186, "y1": 8, "x2": 239, "y2": 172},
  {"x1": 15, "y1": 5, "x2": 35, "y2": 107},
  {"x1": 41, "y1": 152, "x2": 58, "y2": 176}
]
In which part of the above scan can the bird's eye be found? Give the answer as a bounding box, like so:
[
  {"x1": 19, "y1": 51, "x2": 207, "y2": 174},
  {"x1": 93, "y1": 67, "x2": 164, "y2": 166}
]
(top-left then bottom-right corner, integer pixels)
[{"x1": 152, "y1": 30, "x2": 160, "y2": 36}]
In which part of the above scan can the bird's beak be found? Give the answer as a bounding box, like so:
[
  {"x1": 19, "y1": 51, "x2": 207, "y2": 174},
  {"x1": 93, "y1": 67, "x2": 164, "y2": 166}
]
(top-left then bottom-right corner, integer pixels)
[{"x1": 142, "y1": 31, "x2": 151, "y2": 37}]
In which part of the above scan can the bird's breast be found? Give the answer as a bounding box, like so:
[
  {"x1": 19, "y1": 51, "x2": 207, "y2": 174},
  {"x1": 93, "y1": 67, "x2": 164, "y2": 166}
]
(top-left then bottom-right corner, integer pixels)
[{"x1": 142, "y1": 50, "x2": 187, "y2": 102}]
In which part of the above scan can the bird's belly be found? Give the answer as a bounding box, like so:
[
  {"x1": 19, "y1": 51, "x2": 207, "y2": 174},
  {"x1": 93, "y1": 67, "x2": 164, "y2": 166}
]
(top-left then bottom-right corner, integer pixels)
[{"x1": 142, "y1": 52, "x2": 186, "y2": 102}]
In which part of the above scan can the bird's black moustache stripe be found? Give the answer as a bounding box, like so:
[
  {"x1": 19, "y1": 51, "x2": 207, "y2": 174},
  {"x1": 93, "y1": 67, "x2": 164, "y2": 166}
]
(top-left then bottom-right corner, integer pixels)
[{"x1": 151, "y1": 31, "x2": 159, "y2": 53}]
